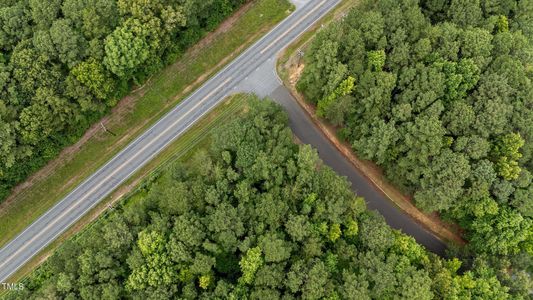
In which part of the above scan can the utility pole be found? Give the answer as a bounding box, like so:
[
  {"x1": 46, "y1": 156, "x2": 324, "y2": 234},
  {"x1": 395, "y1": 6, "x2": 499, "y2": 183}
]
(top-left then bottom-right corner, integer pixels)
[
  {"x1": 297, "y1": 49, "x2": 304, "y2": 67},
  {"x1": 100, "y1": 122, "x2": 116, "y2": 136}
]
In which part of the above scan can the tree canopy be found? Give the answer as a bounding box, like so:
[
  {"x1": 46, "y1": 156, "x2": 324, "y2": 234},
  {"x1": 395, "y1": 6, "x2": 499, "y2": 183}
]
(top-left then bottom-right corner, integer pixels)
[
  {"x1": 8, "y1": 98, "x2": 524, "y2": 299},
  {"x1": 298, "y1": 0, "x2": 533, "y2": 259},
  {"x1": 0, "y1": 0, "x2": 247, "y2": 201}
]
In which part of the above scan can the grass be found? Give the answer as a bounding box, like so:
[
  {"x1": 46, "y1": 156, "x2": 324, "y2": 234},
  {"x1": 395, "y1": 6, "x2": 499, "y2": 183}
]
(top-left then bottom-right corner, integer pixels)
[
  {"x1": 276, "y1": 0, "x2": 358, "y2": 81},
  {"x1": 0, "y1": 0, "x2": 293, "y2": 248},
  {"x1": 0, "y1": 94, "x2": 252, "y2": 294},
  {"x1": 276, "y1": 0, "x2": 465, "y2": 245}
]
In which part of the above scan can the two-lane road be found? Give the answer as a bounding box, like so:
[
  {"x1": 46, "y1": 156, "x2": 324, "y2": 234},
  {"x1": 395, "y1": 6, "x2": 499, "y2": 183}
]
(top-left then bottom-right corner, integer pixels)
[
  {"x1": 0, "y1": 0, "x2": 341, "y2": 282},
  {"x1": 0, "y1": 0, "x2": 449, "y2": 283}
]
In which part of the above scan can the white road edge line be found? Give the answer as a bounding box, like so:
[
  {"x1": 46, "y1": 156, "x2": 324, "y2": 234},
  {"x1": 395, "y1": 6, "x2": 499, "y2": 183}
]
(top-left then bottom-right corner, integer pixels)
[
  {"x1": 260, "y1": 0, "x2": 327, "y2": 55},
  {"x1": 0, "y1": 1, "x2": 307, "y2": 253},
  {"x1": 0, "y1": 0, "x2": 344, "y2": 281},
  {"x1": 0, "y1": 78, "x2": 232, "y2": 272}
]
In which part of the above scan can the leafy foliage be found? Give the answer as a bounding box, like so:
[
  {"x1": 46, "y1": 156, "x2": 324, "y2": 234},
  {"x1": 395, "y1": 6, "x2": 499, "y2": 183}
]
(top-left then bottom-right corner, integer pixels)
[
  {"x1": 298, "y1": 0, "x2": 533, "y2": 259},
  {"x1": 7, "y1": 98, "x2": 521, "y2": 299},
  {"x1": 0, "y1": 0, "x2": 247, "y2": 201}
]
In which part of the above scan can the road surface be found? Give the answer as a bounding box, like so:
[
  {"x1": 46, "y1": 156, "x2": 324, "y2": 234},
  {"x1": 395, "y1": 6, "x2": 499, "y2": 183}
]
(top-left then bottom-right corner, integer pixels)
[
  {"x1": 0, "y1": 0, "x2": 445, "y2": 283},
  {"x1": 0, "y1": 0, "x2": 341, "y2": 283},
  {"x1": 269, "y1": 86, "x2": 447, "y2": 255}
]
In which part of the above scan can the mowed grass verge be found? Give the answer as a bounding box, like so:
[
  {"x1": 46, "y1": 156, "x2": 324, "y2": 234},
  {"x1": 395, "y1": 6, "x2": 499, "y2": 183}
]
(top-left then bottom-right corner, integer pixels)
[
  {"x1": 1, "y1": 94, "x2": 251, "y2": 290},
  {"x1": 276, "y1": 0, "x2": 358, "y2": 80},
  {"x1": 0, "y1": 0, "x2": 293, "y2": 248}
]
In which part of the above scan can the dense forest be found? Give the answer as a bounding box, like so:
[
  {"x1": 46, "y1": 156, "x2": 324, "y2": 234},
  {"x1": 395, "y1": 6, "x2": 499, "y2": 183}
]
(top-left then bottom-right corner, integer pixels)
[
  {"x1": 0, "y1": 0, "x2": 247, "y2": 201},
  {"x1": 8, "y1": 98, "x2": 529, "y2": 299},
  {"x1": 298, "y1": 0, "x2": 533, "y2": 259}
]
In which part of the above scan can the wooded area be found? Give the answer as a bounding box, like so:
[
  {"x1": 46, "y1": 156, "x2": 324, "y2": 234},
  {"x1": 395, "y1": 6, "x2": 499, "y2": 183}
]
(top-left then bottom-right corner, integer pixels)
[
  {"x1": 9, "y1": 98, "x2": 529, "y2": 299},
  {"x1": 298, "y1": 0, "x2": 532, "y2": 261},
  {"x1": 0, "y1": 0, "x2": 247, "y2": 201}
]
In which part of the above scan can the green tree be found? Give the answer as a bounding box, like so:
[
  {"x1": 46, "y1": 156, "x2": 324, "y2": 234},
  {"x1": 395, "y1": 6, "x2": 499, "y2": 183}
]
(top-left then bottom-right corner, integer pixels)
[
  {"x1": 28, "y1": 0, "x2": 61, "y2": 30},
  {"x1": 0, "y1": 3, "x2": 32, "y2": 50},
  {"x1": 415, "y1": 150, "x2": 471, "y2": 212},
  {"x1": 469, "y1": 207, "x2": 533, "y2": 255},
  {"x1": 0, "y1": 120, "x2": 16, "y2": 177},
  {"x1": 511, "y1": 185, "x2": 533, "y2": 217},
  {"x1": 481, "y1": 0, "x2": 517, "y2": 16},
  {"x1": 19, "y1": 87, "x2": 73, "y2": 145},
  {"x1": 436, "y1": 59, "x2": 480, "y2": 102},
  {"x1": 71, "y1": 58, "x2": 115, "y2": 100},
  {"x1": 443, "y1": 101, "x2": 476, "y2": 136},
  {"x1": 328, "y1": 223, "x2": 342, "y2": 242},
  {"x1": 316, "y1": 76, "x2": 355, "y2": 117},
  {"x1": 4, "y1": 97, "x2": 519, "y2": 299},
  {"x1": 353, "y1": 119, "x2": 398, "y2": 165},
  {"x1": 127, "y1": 230, "x2": 176, "y2": 290},
  {"x1": 104, "y1": 18, "x2": 150, "y2": 78},
  {"x1": 460, "y1": 27, "x2": 493, "y2": 68},
  {"x1": 50, "y1": 19, "x2": 85, "y2": 68},
  {"x1": 492, "y1": 132, "x2": 525, "y2": 180},
  {"x1": 239, "y1": 247, "x2": 263, "y2": 285},
  {"x1": 497, "y1": 15, "x2": 509, "y2": 32},
  {"x1": 367, "y1": 49, "x2": 386, "y2": 71},
  {"x1": 448, "y1": 0, "x2": 483, "y2": 27}
]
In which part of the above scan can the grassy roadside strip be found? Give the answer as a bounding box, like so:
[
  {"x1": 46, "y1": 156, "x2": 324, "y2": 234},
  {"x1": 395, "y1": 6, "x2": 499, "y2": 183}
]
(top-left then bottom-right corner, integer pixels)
[
  {"x1": 276, "y1": 0, "x2": 465, "y2": 245},
  {"x1": 0, "y1": 94, "x2": 251, "y2": 293},
  {"x1": 0, "y1": 0, "x2": 294, "y2": 248},
  {"x1": 276, "y1": 0, "x2": 358, "y2": 80}
]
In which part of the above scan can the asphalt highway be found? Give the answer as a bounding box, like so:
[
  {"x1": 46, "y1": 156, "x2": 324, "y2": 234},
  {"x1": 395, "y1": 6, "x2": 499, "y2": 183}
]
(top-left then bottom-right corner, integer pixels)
[
  {"x1": 0, "y1": 0, "x2": 447, "y2": 283},
  {"x1": 0, "y1": 0, "x2": 341, "y2": 282}
]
